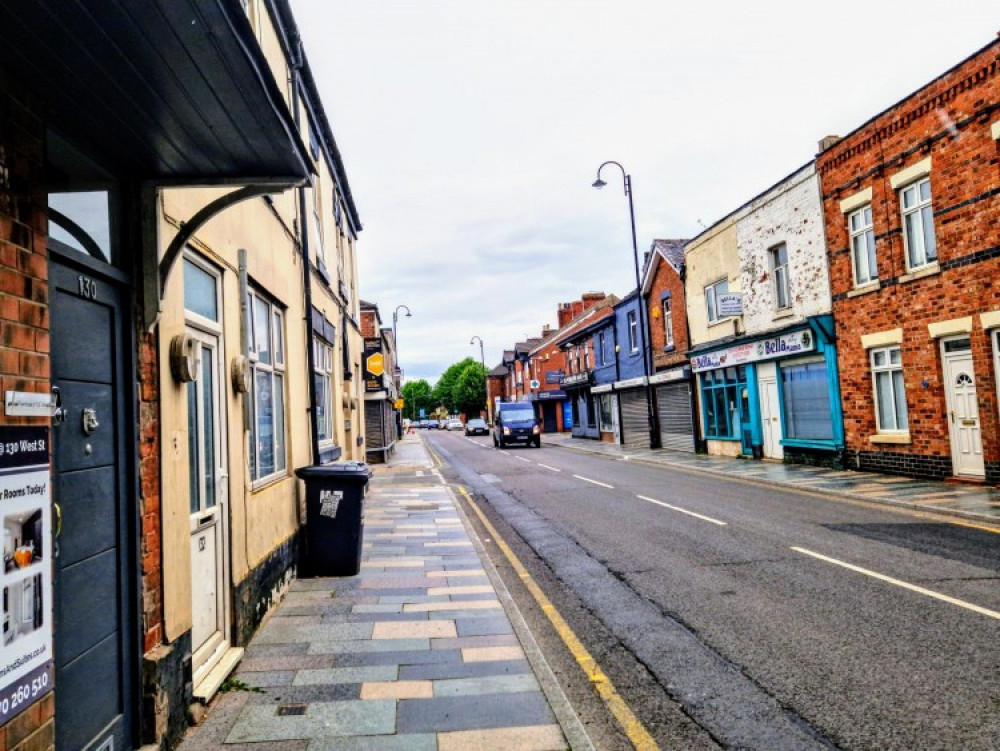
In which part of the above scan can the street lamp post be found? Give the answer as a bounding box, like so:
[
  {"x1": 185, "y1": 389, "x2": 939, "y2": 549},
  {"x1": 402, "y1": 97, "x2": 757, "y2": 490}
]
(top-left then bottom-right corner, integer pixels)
[
  {"x1": 392, "y1": 305, "x2": 411, "y2": 422},
  {"x1": 592, "y1": 160, "x2": 659, "y2": 449},
  {"x1": 470, "y1": 335, "x2": 492, "y2": 426}
]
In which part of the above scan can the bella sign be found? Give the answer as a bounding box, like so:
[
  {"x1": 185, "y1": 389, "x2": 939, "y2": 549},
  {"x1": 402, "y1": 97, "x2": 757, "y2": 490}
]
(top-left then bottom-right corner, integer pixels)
[{"x1": 691, "y1": 329, "x2": 814, "y2": 372}]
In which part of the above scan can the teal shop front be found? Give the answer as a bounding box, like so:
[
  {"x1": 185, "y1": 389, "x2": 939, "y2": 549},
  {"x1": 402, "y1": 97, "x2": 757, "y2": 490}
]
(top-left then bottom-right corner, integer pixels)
[{"x1": 690, "y1": 316, "x2": 844, "y2": 465}]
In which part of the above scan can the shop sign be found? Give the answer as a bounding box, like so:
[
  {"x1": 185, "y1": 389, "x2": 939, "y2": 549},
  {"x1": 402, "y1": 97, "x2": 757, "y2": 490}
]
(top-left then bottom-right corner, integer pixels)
[
  {"x1": 363, "y1": 338, "x2": 384, "y2": 392},
  {"x1": 690, "y1": 329, "x2": 814, "y2": 372},
  {"x1": 536, "y1": 390, "x2": 566, "y2": 401},
  {"x1": 0, "y1": 426, "x2": 53, "y2": 725},
  {"x1": 561, "y1": 372, "x2": 591, "y2": 388},
  {"x1": 614, "y1": 376, "x2": 647, "y2": 390},
  {"x1": 4, "y1": 393, "x2": 57, "y2": 419},
  {"x1": 649, "y1": 366, "x2": 690, "y2": 385},
  {"x1": 545, "y1": 370, "x2": 564, "y2": 384},
  {"x1": 717, "y1": 293, "x2": 743, "y2": 317}
]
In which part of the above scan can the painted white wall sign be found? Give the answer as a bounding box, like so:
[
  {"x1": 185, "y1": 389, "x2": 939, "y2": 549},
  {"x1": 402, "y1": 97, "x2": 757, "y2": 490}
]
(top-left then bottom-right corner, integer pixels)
[{"x1": 4, "y1": 393, "x2": 56, "y2": 418}]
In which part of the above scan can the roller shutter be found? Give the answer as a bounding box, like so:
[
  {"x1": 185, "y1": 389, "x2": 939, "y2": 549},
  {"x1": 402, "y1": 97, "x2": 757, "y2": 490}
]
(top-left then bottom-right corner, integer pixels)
[
  {"x1": 657, "y1": 382, "x2": 695, "y2": 452},
  {"x1": 619, "y1": 389, "x2": 650, "y2": 449}
]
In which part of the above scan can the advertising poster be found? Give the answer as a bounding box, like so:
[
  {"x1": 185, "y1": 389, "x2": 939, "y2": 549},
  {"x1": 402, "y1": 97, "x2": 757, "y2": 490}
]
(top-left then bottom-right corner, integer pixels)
[
  {"x1": 0, "y1": 426, "x2": 53, "y2": 724},
  {"x1": 363, "y1": 338, "x2": 384, "y2": 393}
]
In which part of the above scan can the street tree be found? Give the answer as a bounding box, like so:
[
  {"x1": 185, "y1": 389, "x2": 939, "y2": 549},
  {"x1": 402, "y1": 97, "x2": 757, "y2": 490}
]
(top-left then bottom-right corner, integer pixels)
[{"x1": 400, "y1": 379, "x2": 433, "y2": 420}]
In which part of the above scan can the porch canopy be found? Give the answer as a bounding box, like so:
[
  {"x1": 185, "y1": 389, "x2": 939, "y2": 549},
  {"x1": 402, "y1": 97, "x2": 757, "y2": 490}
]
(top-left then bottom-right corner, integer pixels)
[{"x1": 0, "y1": 0, "x2": 310, "y2": 185}]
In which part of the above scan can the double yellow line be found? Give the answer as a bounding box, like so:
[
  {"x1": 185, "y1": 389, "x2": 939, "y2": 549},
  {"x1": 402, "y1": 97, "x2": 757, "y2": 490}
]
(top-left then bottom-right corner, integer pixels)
[{"x1": 456, "y1": 484, "x2": 658, "y2": 750}]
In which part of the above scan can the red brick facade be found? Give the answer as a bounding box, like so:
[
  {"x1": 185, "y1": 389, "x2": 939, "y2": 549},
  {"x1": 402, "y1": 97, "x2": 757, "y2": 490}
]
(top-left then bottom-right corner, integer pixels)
[
  {"x1": 644, "y1": 246, "x2": 689, "y2": 373},
  {"x1": 0, "y1": 73, "x2": 55, "y2": 751},
  {"x1": 817, "y1": 40, "x2": 1000, "y2": 482}
]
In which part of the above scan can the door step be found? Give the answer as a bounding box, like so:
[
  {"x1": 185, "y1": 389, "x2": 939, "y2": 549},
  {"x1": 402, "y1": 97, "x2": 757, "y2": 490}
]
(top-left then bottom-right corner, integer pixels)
[
  {"x1": 193, "y1": 646, "x2": 245, "y2": 703},
  {"x1": 944, "y1": 475, "x2": 987, "y2": 485}
]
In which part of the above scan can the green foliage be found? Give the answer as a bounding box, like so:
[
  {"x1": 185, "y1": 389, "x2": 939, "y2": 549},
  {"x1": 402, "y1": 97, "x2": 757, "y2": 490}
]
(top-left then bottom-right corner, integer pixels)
[
  {"x1": 433, "y1": 357, "x2": 487, "y2": 416},
  {"x1": 401, "y1": 379, "x2": 434, "y2": 420},
  {"x1": 219, "y1": 677, "x2": 264, "y2": 694}
]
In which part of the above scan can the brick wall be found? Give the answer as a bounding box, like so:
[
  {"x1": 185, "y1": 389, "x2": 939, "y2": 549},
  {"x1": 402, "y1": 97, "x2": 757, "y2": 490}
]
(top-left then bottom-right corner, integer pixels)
[
  {"x1": 0, "y1": 71, "x2": 54, "y2": 751},
  {"x1": 646, "y1": 255, "x2": 690, "y2": 372},
  {"x1": 817, "y1": 40, "x2": 1000, "y2": 481}
]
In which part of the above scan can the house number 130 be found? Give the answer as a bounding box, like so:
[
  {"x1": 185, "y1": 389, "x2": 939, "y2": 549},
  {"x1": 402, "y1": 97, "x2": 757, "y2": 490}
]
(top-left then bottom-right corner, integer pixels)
[{"x1": 78, "y1": 275, "x2": 98, "y2": 300}]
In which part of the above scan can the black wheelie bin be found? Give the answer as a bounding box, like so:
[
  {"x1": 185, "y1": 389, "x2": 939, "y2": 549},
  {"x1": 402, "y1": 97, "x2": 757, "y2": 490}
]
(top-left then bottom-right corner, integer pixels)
[{"x1": 295, "y1": 461, "x2": 373, "y2": 576}]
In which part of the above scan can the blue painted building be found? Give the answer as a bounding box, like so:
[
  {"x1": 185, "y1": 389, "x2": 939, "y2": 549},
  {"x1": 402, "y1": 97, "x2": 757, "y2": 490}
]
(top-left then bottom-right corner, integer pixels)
[{"x1": 609, "y1": 291, "x2": 655, "y2": 449}]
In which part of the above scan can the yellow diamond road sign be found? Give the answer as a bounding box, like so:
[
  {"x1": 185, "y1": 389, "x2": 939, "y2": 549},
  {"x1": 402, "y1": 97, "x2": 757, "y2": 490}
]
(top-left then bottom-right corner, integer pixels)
[{"x1": 367, "y1": 352, "x2": 385, "y2": 377}]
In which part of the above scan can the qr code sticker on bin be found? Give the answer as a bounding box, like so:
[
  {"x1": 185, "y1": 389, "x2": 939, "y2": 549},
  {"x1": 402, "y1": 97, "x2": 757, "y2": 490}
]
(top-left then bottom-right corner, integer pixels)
[{"x1": 319, "y1": 489, "x2": 343, "y2": 517}]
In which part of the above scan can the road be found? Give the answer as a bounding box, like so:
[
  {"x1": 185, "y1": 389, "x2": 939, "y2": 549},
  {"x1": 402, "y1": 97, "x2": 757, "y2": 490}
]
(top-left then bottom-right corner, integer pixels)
[{"x1": 423, "y1": 429, "x2": 1000, "y2": 750}]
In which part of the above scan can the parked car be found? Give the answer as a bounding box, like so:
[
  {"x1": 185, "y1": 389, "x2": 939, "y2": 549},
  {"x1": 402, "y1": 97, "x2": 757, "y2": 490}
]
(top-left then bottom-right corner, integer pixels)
[
  {"x1": 446, "y1": 419, "x2": 463, "y2": 431},
  {"x1": 493, "y1": 402, "x2": 541, "y2": 448},
  {"x1": 465, "y1": 418, "x2": 488, "y2": 436}
]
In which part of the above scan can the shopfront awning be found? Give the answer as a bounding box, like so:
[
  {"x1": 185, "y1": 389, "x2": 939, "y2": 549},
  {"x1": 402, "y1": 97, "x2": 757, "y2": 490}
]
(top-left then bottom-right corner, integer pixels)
[{"x1": 0, "y1": 0, "x2": 310, "y2": 184}]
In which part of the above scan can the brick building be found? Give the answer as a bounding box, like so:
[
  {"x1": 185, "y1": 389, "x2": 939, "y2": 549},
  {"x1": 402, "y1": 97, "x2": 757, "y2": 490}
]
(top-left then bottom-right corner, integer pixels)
[
  {"x1": 817, "y1": 39, "x2": 1000, "y2": 482},
  {"x1": 641, "y1": 239, "x2": 696, "y2": 451},
  {"x1": 360, "y1": 301, "x2": 399, "y2": 463}
]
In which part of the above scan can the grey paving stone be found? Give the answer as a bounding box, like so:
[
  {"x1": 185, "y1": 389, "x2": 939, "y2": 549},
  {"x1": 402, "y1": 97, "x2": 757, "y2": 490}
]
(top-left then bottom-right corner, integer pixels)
[
  {"x1": 331, "y1": 649, "x2": 464, "y2": 668},
  {"x1": 378, "y1": 595, "x2": 451, "y2": 604},
  {"x1": 307, "y1": 735, "x2": 438, "y2": 751},
  {"x1": 432, "y1": 673, "x2": 540, "y2": 697},
  {"x1": 242, "y1": 683, "x2": 360, "y2": 705},
  {"x1": 245, "y1": 642, "x2": 311, "y2": 658},
  {"x1": 346, "y1": 612, "x2": 431, "y2": 623},
  {"x1": 428, "y1": 608, "x2": 505, "y2": 620},
  {"x1": 225, "y1": 700, "x2": 395, "y2": 743},
  {"x1": 292, "y1": 665, "x2": 397, "y2": 685},
  {"x1": 240, "y1": 654, "x2": 335, "y2": 672},
  {"x1": 237, "y1": 670, "x2": 295, "y2": 688},
  {"x1": 396, "y1": 692, "x2": 555, "y2": 733},
  {"x1": 456, "y1": 616, "x2": 514, "y2": 637},
  {"x1": 430, "y1": 634, "x2": 518, "y2": 650},
  {"x1": 399, "y1": 659, "x2": 533, "y2": 681},
  {"x1": 256, "y1": 622, "x2": 373, "y2": 644},
  {"x1": 307, "y1": 638, "x2": 429, "y2": 655}
]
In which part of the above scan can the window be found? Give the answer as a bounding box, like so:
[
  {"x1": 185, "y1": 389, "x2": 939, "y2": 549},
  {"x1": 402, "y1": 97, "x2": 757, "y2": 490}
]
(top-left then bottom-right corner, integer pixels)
[
  {"x1": 871, "y1": 346, "x2": 908, "y2": 432},
  {"x1": 247, "y1": 288, "x2": 287, "y2": 482},
  {"x1": 598, "y1": 394, "x2": 614, "y2": 432},
  {"x1": 781, "y1": 361, "x2": 834, "y2": 440},
  {"x1": 308, "y1": 184, "x2": 327, "y2": 272},
  {"x1": 313, "y1": 340, "x2": 334, "y2": 444},
  {"x1": 700, "y1": 366, "x2": 745, "y2": 439},
  {"x1": 627, "y1": 311, "x2": 638, "y2": 353},
  {"x1": 900, "y1": 178, "x2": 937, "y2": 270},
  {"x1": 598, "y1": 332, "x2": 606, "y2": 365},
  {"x1": 705, "y1": 279, "x2": 729, "y2": 323},
  {"x1": 770, "y1": 244, "x2": 790, "y2": 309},
  {"x1": 848, "y1": 205, "x2": 877, "y2": 286},
  {"x1": 662, "y1": 298, "x2": 674, "y2": 348}
]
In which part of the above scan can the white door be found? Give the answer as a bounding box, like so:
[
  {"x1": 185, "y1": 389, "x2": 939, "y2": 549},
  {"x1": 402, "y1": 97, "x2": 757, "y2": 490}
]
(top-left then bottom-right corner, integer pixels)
[
  {"x1": 612, "y1": 394, "x2": 621, "y2": 444},
  {"x1": 187, "y1": 330, "x2": 230, "y2": 678},
  {"x1": 758, "y1": 370, "x2": 783, "y2": 460},
  {"x1": 943, "y1": 338, "x2": 984, "y2": 478}
]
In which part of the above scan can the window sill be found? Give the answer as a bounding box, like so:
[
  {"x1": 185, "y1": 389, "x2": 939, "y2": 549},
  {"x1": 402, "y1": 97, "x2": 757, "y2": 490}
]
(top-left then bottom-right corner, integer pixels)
[
  {"x1": 847, "y1": 281, "x2": 881, "y2": 298},
  {"x1": 772, "y1": 308, "x2": 795, "y2": 320},
  {"x1": 781, "y1": 438, "x2": 842, "y2": 450},
  {"x1": 705, "y1": 436, "x2": 740, "y2": 442},
  {"x1": 898, "y1": 263, "x2": 940, "y2": 284},
  {"x1": 707, "y1": 317, "x2": 736, "y2": 329},
  {"x1": 869, "y1": 433, "x2": 911, "y2": 445},
  {"x1": 252, "y1": 471, "x2": 291, "y2": 492},
  {"x1": 662, "y1": 345, "x2": 676, "y2": 353}
]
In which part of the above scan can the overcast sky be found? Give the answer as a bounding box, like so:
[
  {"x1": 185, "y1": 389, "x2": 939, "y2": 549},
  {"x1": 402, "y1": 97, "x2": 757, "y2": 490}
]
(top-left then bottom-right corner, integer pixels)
[{"x1": 290, "y1": 0, "x2": 998, "y2": 384}]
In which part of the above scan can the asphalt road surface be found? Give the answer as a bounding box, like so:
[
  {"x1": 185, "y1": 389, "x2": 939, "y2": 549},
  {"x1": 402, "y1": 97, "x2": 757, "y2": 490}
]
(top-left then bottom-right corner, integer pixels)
[{"x1": 424, "y1": 430, "x2": 1000, "y2": 751}]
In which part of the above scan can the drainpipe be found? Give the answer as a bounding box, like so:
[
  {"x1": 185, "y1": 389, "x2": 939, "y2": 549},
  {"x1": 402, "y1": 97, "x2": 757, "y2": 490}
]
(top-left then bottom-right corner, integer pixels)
[{"x1": 290, "y1": 34, "x2": 321, "y2": 465}]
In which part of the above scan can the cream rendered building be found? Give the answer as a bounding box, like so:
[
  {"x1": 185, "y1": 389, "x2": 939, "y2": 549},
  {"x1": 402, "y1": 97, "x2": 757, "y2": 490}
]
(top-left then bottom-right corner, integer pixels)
[
  {"x1": 149, "y1": 0, "x2": 365, "y2": 741},
  {"x1": 684, "y1": 217, "x2": 744, "y2": 457}
]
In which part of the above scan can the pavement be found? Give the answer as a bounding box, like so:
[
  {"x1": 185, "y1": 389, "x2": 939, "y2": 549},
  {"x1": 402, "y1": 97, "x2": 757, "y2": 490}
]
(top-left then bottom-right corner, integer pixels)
[
  {"x1": 178, "y1": 432, "x2": 589, "y2": 751},
  {"x1": 541, "y1": 431, "x2": 1000, "y2": 524}
]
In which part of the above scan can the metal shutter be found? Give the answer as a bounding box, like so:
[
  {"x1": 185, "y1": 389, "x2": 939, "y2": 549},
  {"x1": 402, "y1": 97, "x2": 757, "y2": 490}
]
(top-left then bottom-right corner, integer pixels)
[
  {"x1": 619, "y1": 389, "x2": 650, "y2": 449},
  {"x1": 365, "y1": 403, "x2": 384, "y2": 449},
  {"x1": 657, "y1": 382, "x2": 695, "y2": 452}
]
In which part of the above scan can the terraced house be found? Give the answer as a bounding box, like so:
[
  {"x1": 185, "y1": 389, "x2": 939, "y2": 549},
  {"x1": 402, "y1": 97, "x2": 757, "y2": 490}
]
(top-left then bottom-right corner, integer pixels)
[
  {"x1": 0, "y1": 1, "x2": 363, "y2": 749},
  {"x1": 817, "y1": 38, "x2": 1000, "y2": 483}
]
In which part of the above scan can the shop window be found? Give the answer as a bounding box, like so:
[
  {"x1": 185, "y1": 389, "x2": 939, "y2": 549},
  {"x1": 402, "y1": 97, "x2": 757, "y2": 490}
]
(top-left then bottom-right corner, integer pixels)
[
  {"x1": 900, "y1": 178, "x2": 937, "y2": 270},
  {"x1": 598, "y1": 394, "x2": 614, "y2": 432},
  {"x1": 701, "y1": 366, "x2": 745, "y2": 439},
  {"x1": 248, "y1": 288, "x2": 287, "y2": 482},
  {"x1": 781, "y1": 361, "x2": 834, "y2": 440},
  {"x1": 871, "y1": 346, "x2": 908, "y2": 432},
  {"x1": 848, "y1": 205, "x2": 877, "y2": 286}
]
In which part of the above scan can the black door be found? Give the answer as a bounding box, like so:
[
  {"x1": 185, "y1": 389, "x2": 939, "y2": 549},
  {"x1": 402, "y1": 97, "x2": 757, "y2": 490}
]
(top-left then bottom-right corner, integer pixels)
[
  {"x1": 50, "y1": 251, "x2": 136, "y2": 751},
  {"x1": 542, "y1": 402, "x2": 557, "y2": 433}
]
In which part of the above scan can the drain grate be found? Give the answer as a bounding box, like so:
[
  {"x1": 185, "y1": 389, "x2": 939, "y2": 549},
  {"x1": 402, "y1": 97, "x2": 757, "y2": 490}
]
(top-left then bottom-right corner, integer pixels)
[{"x1": 277, "y1": 704, "x2": 307, "y2": 716}]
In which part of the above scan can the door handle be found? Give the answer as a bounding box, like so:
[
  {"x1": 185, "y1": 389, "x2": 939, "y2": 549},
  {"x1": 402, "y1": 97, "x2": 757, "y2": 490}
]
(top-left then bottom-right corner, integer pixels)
[
  {"x1": 53, "y1": 503, "x2": 62, "y2": 538},
  {"x1": 51, "y1": 386, "x2": 66, "y2": 426}
]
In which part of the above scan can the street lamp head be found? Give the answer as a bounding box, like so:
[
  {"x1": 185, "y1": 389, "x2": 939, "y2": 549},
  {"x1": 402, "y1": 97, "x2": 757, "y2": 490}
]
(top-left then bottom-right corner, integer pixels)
[{"x1": 592, "y1": 177, "x2": 607, "y2": 189}]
